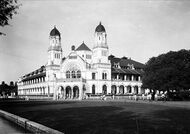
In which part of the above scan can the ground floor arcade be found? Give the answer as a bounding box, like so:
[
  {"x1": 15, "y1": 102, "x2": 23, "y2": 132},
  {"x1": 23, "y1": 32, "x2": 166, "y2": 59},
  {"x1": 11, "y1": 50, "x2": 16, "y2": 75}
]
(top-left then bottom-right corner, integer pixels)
[
  {"x1": 111, "y1": 85, "x2": 144, "y2": 95},
  {"x1": 18, "y1": 81, "x2": 145, "y2": 100},
  {"x1": 55, "y1": 85, "x2": 81, "y2": 100}
]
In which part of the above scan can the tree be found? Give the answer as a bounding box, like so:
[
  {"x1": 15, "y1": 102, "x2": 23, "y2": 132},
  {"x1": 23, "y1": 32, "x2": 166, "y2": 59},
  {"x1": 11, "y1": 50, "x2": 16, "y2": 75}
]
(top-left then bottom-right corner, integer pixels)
[
  {"x1": 142, "y1": 49, "x2": 190, "y2": 94},
  {"x1": 0, "y1": 81, "x2": 18, "y2": 97},
  {"x1": 0, "y1": 81, "x2": 9, "y2": 97},
  {"x1": 0, "y1": 0, "x2": 20, "y2": 35}
]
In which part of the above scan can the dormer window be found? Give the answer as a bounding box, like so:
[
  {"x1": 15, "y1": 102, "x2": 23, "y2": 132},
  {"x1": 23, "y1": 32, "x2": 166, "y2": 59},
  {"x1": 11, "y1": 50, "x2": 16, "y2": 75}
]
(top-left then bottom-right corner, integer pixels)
[
  {"x1": 128, "y1": 64, "x2": 135, "y2": 70},
  {"x1": 114, "y1": 63, "x2": 120, "y2": 68}
]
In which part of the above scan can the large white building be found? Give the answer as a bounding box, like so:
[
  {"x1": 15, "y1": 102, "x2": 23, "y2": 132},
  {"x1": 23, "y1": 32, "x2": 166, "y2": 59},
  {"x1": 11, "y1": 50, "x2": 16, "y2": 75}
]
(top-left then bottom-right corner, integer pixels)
[{"x1": 18, "y1": 22, "x2": 145, "y2": 100}]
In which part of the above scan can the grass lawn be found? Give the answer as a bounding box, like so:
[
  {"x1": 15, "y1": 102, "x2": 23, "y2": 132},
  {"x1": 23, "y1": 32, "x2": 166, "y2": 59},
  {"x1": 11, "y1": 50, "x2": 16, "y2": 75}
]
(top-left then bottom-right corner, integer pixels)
[{"x1": 0, "y1": 100, "x2": 190, "y2": 134}]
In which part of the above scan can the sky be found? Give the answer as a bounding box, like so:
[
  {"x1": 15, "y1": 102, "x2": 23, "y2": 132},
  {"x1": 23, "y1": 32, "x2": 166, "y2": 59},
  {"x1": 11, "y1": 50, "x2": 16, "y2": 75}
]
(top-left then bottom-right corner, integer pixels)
[{"x1": 0, "y1": 0, "x2": 190, "y2": 83}]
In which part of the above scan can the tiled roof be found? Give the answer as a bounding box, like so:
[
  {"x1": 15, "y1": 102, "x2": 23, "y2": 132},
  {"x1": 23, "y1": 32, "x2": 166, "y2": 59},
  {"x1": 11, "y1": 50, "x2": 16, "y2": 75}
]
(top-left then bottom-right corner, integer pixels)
[
  {"x1": 108, "y1": 55, "x2": 145, "y2": 69},
  {"x1": 112, "y1": 68, "x2": 143, "y2": 75},
  {"x1": 76, "y1": 42, "x2": 91, "y2": 51},
  {"x1": 23, "y1": 73, "x2": 46, "y2": 81},
  {"x1": 22, "y1": 66, "x2": 46, "y2": 81}
]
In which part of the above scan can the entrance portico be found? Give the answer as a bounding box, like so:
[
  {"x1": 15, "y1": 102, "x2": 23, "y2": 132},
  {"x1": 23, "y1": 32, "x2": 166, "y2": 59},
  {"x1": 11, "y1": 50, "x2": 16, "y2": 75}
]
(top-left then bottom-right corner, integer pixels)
[{"x1": 54, "y1": 82, "x2": 83, "y2": 100}]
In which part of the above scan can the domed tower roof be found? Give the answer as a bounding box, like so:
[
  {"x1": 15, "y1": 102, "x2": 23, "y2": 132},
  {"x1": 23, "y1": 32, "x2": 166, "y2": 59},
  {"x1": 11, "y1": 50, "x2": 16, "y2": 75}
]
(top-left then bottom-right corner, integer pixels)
[
  {"x1": 50, "y1": 26, "x2": 60, "y2": 37},
  {"x1": 95, "y1": 22, "x2": 106, "y2": 32}
]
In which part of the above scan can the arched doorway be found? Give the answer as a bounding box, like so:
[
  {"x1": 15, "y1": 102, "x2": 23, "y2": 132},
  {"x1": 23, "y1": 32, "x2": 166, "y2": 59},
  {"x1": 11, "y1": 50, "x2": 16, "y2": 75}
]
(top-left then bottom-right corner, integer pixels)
[
  {"x1": 58, "y1": 86, "x2": 64, "y2": 99},
  {"x1": 111, "y1": 85, "x2": 117, "y2": 94},
  {"x1": 73, "y1": 86, "x2": 79, "y2": 98},
  {"x1": 66, "y1": 86, "x2": 71, "y2": 99},
  {"x1": 92, "y1": 85, "x2": 95, "y2": 94},
  {"x1": 134, "y1": 86, "x2": 138, "y2": 94},
  {"x1": 119, "y1": 85, "x2": 124, "y2": 94},
  {"x1": 127, "y1": 86, "x2": 132, "y2": 93},
  {"x1": 102, "y1": 85, "x2": 107, "y2": 94}
]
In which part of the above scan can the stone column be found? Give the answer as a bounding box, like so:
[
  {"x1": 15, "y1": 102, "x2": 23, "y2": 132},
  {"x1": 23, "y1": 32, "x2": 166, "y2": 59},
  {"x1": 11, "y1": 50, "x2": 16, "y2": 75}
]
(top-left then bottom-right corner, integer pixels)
[
  {"x1": 53, "y1": 86, "x2": 57, "y2": 100},
  {"x1": 71, "y1": 88, "x2": 73, "y2": 99},
  {"x1": 131, "y1": 86, "x2": 135, "y2": 94},
  {"x1": 124, "y1": 86, "x2": 127, "y2": 94},
  {"x1": 138, "y1": 76, "x2": 141, "y2": 81},
  {"x1": 138, "y1": 86, "x2": 141, "y2": 94},
  {"x1": 79, "y1": 84, "x2": 83, "y2": 100},
  {"x1": 131, "y1": 75, "x2": 134, "y2": 81},
  {"x1": 116, "y1": 86, "x2": 119, "y2": 94},
  {"x1": 124, "y1": 75, "x2": 127, "y2": 81},
  {"x1": 117, "y1": 74, "x2": 119, "y2": 80},
  {"x1": 63, "y1": 88, "x2": 66, "y2": 99}
]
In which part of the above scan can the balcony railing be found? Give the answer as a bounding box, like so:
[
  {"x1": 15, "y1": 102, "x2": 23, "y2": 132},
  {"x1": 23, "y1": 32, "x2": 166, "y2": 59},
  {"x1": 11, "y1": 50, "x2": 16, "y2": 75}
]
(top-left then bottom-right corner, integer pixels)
[
  {"x1": 56, "y1": 78, "x2": 86, "y2": 82},
  {"x1": 111, "y1": 78, "x2": 141, "y2": 82}
]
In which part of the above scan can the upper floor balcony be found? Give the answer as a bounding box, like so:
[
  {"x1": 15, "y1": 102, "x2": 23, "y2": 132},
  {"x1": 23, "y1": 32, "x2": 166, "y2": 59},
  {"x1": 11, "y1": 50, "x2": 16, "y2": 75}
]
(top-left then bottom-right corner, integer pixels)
[{"x1": 56, "y1": 78, "x2": 86, "y2": 83}]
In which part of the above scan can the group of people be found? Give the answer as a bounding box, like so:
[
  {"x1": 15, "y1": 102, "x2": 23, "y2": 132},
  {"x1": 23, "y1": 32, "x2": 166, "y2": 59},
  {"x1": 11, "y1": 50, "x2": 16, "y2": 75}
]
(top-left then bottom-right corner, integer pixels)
[{"x1": 99, "y1": 92, "x2": 167, "y2": 101}]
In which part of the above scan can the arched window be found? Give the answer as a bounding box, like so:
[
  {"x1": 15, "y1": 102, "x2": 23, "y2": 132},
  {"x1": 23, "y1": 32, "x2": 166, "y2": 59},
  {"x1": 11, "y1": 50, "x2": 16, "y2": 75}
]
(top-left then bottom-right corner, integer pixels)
[
  {"x1": 66, "y1": 71, "x2": 70, "y2": 78},
  {"x1": 102, "y1": 72, "x2": 107, "y2": 80},
  {"x1": 102, "y1": 85, "x2": 107, "y2": 94},
  {"x1": 71, "y1": 71, "x2": 76, "y2": 78},
  {"x1": 92, "y1": 85, "x2": 95, "y2": 94},
  {"x1": 127, "y1": 86, "x2": 132, "y2": 93},
  {"x1": 111, "y1": 85, "x2": 117, "y2": 94},
  {"x1": 119, "y1": 85, "x2": 124, "y2": 94},
  {"x1": 105, "y1": 73, "x2": 107, "y2": 79},
  {"x1": 77, "y1": 70, "x2": 81, "y2": 78}
]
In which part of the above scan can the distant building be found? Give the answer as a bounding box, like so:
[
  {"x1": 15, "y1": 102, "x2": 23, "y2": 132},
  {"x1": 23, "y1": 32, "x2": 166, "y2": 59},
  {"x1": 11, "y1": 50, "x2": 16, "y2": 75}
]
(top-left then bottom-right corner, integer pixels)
[{"x1": 17, "y1": 22, "x2": 145, "y2": 100}]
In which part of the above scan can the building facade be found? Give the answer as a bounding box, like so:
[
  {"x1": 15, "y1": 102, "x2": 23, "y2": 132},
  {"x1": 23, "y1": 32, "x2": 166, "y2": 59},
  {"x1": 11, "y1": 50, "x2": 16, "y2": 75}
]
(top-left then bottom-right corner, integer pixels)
[{"x1": 17, "y1": 22, "x2": 145, "y2": 100}]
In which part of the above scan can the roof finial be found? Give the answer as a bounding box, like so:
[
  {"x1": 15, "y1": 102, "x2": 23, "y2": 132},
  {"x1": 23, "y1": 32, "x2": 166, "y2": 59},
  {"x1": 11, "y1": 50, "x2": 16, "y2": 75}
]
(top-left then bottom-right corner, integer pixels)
[
  {"x1": 99, "y1": 21, "x2": 101, "y2": 25},
  {"x1": 83, "y1": 41, "x2": 84, "y2": 44},
  {"x1": 54, "y1": 25, "x2": 56, "y2": 28}
]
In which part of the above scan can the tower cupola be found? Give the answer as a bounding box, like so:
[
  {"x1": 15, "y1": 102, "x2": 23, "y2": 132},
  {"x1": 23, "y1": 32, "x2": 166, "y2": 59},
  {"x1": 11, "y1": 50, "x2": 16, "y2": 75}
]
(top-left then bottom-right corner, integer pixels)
[
  {"x1": 50, "y1": 26, "x2": 60, "y2": 37},
  {"x1": 95, "y1": 22, "x2": 106, "y2": 32},
  {"x1": 92, "y1": 22, "x2": 109, "y2": 64},
  {"x1": 94, "y1": 22, "x2": 108, "y2": 49},
  {"x1": 47, "y1": 25, "x2": 62, "y2": 66}
]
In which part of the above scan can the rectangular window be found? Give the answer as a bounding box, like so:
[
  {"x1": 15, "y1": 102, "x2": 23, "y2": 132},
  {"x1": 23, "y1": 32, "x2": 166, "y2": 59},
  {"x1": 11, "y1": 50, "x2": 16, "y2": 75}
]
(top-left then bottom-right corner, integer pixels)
[
  {"x1": 86, "y1": 55, "x2": 92, "y2": 59},
  {"x1": 92, "y1": 73, "x2": 96, "y2": 80},
  {"x1": 102, "y1": 50, "x2": 107, "y2": 56},
  {"x1": 105, "y1": 73, "x2": 107, "y2": 79}
]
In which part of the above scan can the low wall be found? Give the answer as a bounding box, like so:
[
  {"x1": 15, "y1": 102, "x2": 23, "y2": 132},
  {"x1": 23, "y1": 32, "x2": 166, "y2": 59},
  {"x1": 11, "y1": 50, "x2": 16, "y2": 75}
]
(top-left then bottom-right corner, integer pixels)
[{"x1": 0, "y1": 109, "x2": 64, "y2": 134}]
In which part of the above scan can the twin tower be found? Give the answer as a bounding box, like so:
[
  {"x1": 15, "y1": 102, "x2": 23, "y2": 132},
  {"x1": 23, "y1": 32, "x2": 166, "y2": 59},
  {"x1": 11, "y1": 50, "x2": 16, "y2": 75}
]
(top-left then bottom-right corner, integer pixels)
[{"x1": 47, "y1": 22, "x2": 109, "y2": 66}]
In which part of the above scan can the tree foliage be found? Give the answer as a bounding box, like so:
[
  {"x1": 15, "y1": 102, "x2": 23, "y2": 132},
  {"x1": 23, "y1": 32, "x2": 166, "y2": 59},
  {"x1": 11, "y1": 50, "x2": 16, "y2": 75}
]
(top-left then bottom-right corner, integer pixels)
[
  {"x1": 0, "y1": 0, "x2": 20, "y2": 35},
  {"x1": 0, "y1": 81, "x2": 17, "y2": 96},
  {"x1": 142, "y1": 49, "x2": 190, "y2": 92}
]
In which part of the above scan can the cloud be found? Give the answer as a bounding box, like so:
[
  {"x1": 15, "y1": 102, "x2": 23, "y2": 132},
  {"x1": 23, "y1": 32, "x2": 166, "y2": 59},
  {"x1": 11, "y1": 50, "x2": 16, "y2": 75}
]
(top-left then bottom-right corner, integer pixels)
[{"x1": 1, "y1": 0, "x2": 190, "y2": 82}]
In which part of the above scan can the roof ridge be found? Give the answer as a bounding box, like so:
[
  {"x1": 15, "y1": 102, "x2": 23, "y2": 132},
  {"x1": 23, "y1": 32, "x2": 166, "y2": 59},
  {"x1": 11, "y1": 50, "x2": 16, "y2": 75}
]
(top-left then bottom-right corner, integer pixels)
[{"x1": 76, "y1": 42, "x2": 91, "y2": 51}]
